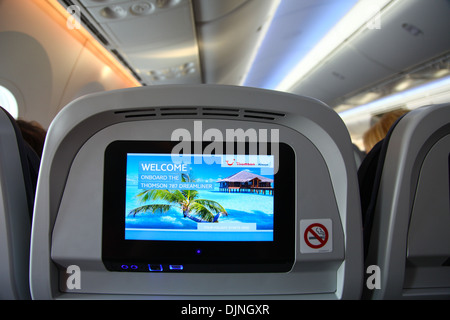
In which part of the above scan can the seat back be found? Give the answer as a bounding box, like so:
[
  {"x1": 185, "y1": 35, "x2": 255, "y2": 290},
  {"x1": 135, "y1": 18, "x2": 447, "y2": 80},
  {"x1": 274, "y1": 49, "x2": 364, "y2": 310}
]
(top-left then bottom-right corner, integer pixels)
[
  {"x1": 0, "y1": 107, "x2": 39, "y2": 300},
  {"x1": 30, "y1": 85, "x2": 363, "y2": 299},
  {"x1": 360, "y1": 103, "x2": 450, "y2": 299}
]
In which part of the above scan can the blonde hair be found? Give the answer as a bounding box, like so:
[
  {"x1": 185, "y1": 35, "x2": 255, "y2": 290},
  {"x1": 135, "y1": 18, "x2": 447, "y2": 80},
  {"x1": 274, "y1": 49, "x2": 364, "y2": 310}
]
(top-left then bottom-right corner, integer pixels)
[{"x1": 363, "y1": 109, "x2": 409, "y2": 152}]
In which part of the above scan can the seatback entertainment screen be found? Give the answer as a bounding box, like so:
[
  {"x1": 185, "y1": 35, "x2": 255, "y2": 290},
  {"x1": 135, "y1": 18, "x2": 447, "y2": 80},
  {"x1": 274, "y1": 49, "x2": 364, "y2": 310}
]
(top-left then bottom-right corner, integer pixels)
[
  {"x1": 102, "y1": 141, "x2": 295, "y2": 273},
  {"x1": 125, "y1": 153, "x2": 275, "y2": 242}
]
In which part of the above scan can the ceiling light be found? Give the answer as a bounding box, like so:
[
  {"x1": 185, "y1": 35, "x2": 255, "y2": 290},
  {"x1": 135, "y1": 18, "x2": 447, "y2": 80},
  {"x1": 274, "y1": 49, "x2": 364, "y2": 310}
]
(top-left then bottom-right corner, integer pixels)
[
  {"x1": 393, "y1": 77, "x2": 415, "y2": 92},
  {"x1": 275, "y1": 0, "x2": 398, "y2": 92},
  {"x1": 149, "y1": 62, "x2": 197, "y2": 81},
  {"x1": 350, "y1": 91, "x2": 381, "y2": 105},
  {"x1": 434, "y1": 69, "x2": 450, "y2": 78},
  {"x1": 334, "y1": 52, "x2": 450, "y2": 112}
]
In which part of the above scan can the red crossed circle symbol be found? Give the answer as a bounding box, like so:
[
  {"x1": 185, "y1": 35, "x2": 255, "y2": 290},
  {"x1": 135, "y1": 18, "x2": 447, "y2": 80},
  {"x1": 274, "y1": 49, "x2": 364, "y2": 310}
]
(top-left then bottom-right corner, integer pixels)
[{"x1": 304, "y1": 223, "x2": 329, "y2": 249}]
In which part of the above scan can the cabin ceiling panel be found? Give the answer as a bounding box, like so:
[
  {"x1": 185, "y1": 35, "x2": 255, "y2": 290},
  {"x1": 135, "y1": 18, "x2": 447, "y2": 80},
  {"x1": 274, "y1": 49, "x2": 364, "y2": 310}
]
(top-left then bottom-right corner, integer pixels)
[
  {"x1": 351, "y1": 0, "x2": 450, "y2": 72},
  {"x1": 192, "y1": 0, "x2": 249, "y2": 22},
  {"x1": 55, "y1": 0, "x2": 450, "y2": 109},
  {"x1": 194, "y1": 0, "x2": 277, "y2": 85},
  {"x1": 243, "y1": 0, "x2": 358, "y2": 90},
  {"x1": 59, "y1": 45, "x2": 134, "y2": 109},
  {"x1": 69, "y1": 0, "x2": 202, "y2": 85},
  {"x1": 292, "y1": 44, "x2": 393, "y2": 106},
  {"x1": 89, "y1": 2, "x2": 194, "y2": 50},
  {"x1": 289, "y1": 79, "x2": 337, "y2": 105},
  {"x1": 293, "y1": 0, "x2": 450, "y2": 108}
]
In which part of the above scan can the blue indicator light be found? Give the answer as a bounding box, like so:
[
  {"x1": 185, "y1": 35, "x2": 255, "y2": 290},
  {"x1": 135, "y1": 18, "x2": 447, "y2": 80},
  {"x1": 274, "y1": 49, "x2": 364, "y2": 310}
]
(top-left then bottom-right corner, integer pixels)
[
  {"x1": 148, "y1": 264, "x2": 163, "y2": 272},
  {"x1": 131, "y1": 265, "x2": 138, "y2": 270},
  {"x1": 121, "y1": 265, "x2": 129, "y2": 270},
  {"x1": 169, "y1": 265, "x2": 184, "y2": 271}
]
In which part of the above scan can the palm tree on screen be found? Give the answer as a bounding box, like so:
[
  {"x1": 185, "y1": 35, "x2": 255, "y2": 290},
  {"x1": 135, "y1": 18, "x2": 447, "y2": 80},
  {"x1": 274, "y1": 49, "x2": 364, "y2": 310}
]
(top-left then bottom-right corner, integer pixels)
[{"x1": 129, "y1": 174, "x2": 228, "y2": 223}]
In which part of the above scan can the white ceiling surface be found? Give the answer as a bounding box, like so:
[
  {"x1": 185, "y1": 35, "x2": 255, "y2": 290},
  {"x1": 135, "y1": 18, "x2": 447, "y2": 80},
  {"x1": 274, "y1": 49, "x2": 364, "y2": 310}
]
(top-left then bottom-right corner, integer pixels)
[{"x1": 71, "y1": 0, "x2": 450, "y2": 109}]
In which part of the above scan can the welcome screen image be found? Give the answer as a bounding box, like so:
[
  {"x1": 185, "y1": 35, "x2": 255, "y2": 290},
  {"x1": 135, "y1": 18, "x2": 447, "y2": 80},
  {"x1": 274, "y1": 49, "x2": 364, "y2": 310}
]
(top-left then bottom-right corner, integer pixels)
[{"x1": 125, "y1": 153, "x2": 275, "y2": 242}]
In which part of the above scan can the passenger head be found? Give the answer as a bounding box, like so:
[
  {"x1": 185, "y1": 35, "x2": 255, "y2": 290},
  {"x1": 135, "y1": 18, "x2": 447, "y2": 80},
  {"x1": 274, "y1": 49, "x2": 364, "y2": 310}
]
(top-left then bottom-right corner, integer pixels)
[
  {"x1": 363, "y1": 109, "x2": 409, "y2": 153},
  {"x1": 16, "y1": 119, "x2": 47, "y2": 158}
]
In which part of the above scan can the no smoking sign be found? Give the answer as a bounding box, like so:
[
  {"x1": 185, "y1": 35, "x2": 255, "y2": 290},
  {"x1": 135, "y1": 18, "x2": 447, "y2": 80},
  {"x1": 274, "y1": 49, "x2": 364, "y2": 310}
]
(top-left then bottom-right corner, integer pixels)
[{"x1": 300, "y1": 219, "x2": 333, "y2": 253}]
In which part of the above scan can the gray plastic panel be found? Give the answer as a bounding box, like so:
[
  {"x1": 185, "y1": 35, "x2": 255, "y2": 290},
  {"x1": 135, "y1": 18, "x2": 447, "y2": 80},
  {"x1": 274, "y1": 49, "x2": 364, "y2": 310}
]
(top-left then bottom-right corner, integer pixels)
[
  {"x1": 0, "y1": 108, "x2": 31, "y2": 300},
  {"x1": 30, "y1": 85, "x2": 363, "y2": 299},
  {"x1": 407, "y1": 135, "x2": 450, "y2": 267},
  {"x1": 51, "y1": 120, "x2": 343, "y2": 296},
  {"x1": 365, "y1": 103, "x2": 450, "y2": 300}
]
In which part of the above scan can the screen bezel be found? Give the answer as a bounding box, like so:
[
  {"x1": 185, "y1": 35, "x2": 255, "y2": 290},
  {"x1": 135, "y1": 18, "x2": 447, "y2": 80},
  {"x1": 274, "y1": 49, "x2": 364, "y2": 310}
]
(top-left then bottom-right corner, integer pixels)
[{"x1": 102, "y1": 141, "x2": 296, "y2": 273}]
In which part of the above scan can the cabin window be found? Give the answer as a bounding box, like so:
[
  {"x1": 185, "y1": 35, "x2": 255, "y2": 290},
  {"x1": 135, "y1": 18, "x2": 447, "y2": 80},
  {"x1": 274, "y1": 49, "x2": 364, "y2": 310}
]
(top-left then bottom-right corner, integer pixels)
[{"x1": 0, "y1": 85, "x2": 18, "y2": 119}]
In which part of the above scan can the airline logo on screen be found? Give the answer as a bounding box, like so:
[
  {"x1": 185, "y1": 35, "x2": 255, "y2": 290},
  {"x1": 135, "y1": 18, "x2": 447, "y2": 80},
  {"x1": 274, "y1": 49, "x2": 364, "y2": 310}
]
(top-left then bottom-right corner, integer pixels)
[{"x1": 222, "y1": 155, "x2": 273, "y2": 168}]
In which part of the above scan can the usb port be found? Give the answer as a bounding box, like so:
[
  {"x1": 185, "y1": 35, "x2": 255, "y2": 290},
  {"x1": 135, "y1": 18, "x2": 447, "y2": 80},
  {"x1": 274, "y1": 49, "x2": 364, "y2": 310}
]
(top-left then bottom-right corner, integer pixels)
[
  {"x1": 148, "y1": 264, "x2": 163, "y2": 272},
  {"x1": 169, "y1": 265, "x2": 183, "y2": 271}
]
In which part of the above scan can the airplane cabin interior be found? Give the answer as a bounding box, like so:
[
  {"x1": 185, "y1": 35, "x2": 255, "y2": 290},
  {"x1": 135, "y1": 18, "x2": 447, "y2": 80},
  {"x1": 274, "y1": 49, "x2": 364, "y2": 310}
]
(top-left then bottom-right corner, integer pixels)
[{"x1": 0, "y1": 0, "x2": 449, "y2": 302}]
